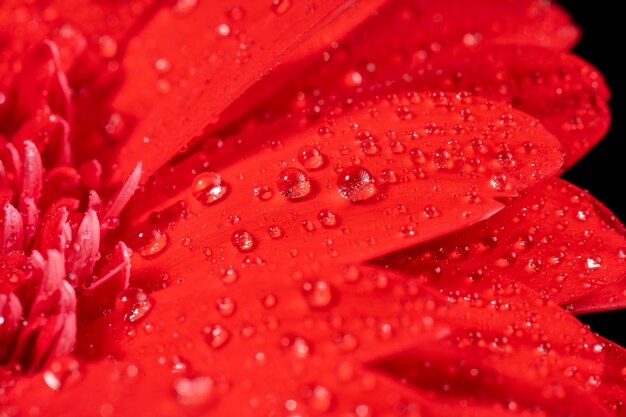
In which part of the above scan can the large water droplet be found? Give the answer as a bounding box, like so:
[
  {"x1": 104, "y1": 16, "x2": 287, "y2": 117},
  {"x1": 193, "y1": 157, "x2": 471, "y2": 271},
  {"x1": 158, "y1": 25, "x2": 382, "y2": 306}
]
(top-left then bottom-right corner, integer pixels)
[
  {"x1": 337, "y1": 166, "x2": 378, "y2": 202},
  {"x1": 192, "y1": 172, "x2": 228, "y2": 205},
  {"x1": 231, "y1": 229, "x2": 256, "y2": 252},
  {"x1": 277, "y1": 168, "x2": 311, "y2": 199}
]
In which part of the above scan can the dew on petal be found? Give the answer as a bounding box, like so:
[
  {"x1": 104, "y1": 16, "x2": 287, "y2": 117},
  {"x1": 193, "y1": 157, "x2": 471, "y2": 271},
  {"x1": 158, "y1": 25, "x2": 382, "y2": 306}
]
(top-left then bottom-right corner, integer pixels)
[
  {"x1": 215, "y1": 297, "x2": 236, "y2": 317},
  {"x1": 174, "y1": 376, "x2": 214, "y2": 406},
  {"x1": 231, "y1": 229, "x2": 256, "y2": 252},
  {"x1": 271, "y1": 0, "x2": 292, "y2": 15},
  {"x1": 302, "y1": 280, "x2": 333, "y2": 309},
  {"x1": 254, "y1": 186, "x2": 273, "y2": 201},
  {"x1": 204, "y1": 324, "x2": 230, "y2": 349},
  {"x1": 337, "y1": 166, "x2": 378, "y2": 202},
  {"x1": 192, "y1": 172, "x2": 228, "y2": 205},
  {"x1": 43, "y1": 357, "x2": 82, "y2": 391},
  {"x1": 280, "y1": 334, "x2": 312, "y2": 358},
  {"x1": 318, "y1": 210, "x2": 338, "y2": 227},
  {"x1": 268, "y1": 225, "x2": 283, "y2": 239},
  {"x1": 134, "y1": 226, "x2": 168, "y2": 258},
  {"x1": 121, "y1": 289, "x2": 155, "y2": 323},
  {"x1": 277, "y1": 168, "x2": 311, "y2": 199},
  {"x1": 297, "y1": 145, "x2": 324, "y2": 170}
]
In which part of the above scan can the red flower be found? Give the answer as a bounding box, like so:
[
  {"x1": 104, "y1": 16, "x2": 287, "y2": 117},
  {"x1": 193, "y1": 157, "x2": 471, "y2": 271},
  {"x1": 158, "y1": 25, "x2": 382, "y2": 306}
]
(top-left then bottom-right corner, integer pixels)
[{"x1": 1, "y1": 0, "x2": 625, "y2": 416}]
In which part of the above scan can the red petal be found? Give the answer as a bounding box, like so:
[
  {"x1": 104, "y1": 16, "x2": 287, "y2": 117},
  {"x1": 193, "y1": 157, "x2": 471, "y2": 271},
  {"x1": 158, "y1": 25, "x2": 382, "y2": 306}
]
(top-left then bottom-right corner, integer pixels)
[
  {"x1": 568, "y1": 279, "x2": 626, "y2": 314},
  {"x1": 12, "y1": 112, "x2": 71, "y2": 167},
  {"x1": 409, "y1": 45, "x2": 610, "y2": 168},
  {"x1": 252, "y1": 43, "x2": 608, "y2": 170},
  {"x1": 5, "y1": 41, "x2": 71, "y2": 128},
  {"x1": 377, "y1": 178, "x2": 626, "y2": 309},
  {"x1": 0, "y1": 203, "x2": 23, "y2": 254},
  {"x1": 0, "y1": 293, "x2": 22, "y2": 363},
  {"x1": 101, "y1": 162, "x2": 142, "y2": 232},
  {"x1": 8, "y1": 265, "x2": 617, "y2": 415},
  {"x1": 77, "y1": 242, "x2": 131, "y2": 323},
  {"x1": 33, "y1": 206, "x2": 72, "y2": 254},
  {"x1": 595, "y1": 339, "x2": 626, "y2": 416},
  {"x1": 65, "y1": 210, "x2": 101, "y2": 287},
  {"x1": 122, "y1": 93, "x2": 562, "y2": 284},
  {"x1": 105, "y1": 0, "x2": 372, "y2": 181}
]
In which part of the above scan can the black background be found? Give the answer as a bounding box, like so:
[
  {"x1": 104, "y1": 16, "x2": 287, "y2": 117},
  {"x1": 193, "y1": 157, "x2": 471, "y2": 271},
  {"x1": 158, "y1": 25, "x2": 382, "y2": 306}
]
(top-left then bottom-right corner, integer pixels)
[{"x1": 558, "y1": 1, "x2": 625, "y2": 347}]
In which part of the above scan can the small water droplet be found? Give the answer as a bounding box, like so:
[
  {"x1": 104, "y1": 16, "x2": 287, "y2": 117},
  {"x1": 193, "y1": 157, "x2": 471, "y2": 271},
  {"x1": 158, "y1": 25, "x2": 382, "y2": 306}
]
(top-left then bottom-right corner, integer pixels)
[
  {"x1": 303, "y1": 280, "x2": 333, "y2": 309},
  {"x1": 489, "y1": 172, "x2": 508, "y2": 191},
  {"x1": 134, "y1": 226, "x2": 168, "y2": 257},
  {"x1": 220, "y1": 267, "x2": 239, "y2": 285},
  {"x1": 231, "y1": 229, "x2": 256, "y2": 252},
  {"x1": 297, "y1": 145, "x2": 324, "y2": 169},
  {"x1": 215, "y1": 297, "x2": 236, "y2": 317},
  {"x1": 121, "y1": 289, "x2": 155, "y2": 323},
  {"x1": 318, "y1": 210, "x2": 338, "y2": 227},
  {"x1": 271, "y1": 0, "x2": 292, "y2": 15},
  {"x1": 174, "y1": 376, "x2": 214, "y2": 406},
  {"x1": 254, "y1": 186, "x2": 273, "y2": 200},
  {"x1": 267, "y1": 225, "x2": 283, "y2": 239},
  {"x1": 277, "y1": 168, "x2": 311, "y2": 199},
  {"x1": 280, "y1": 334, "x2": 311, "y2": 358},
  {"x1": 204, "y1": 324, "x2": 230, "y2": 349},
  {"x1": 337, "y1": 166, "x2": 378, "y2": 202},
  {"x1": 192, "y1": 172, "x2": 228, "y2": 205},
  {"x1": 43, "y1": 357, "x2": 82, "y2": 391},
  {"x1": 306, "y1": 385, "x2": 333, "y2": 412}
]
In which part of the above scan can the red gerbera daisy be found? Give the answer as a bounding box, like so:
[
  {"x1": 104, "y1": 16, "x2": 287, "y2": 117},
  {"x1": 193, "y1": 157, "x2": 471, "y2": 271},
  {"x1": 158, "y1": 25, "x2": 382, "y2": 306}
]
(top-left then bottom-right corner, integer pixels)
[{"x1": 1, "y1": 1, "x2": 625, "y2": 416}]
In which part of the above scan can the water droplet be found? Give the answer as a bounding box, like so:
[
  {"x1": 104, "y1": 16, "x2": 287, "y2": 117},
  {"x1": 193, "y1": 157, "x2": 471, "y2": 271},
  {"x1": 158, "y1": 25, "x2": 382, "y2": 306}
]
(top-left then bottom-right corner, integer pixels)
[
  {"x1": 192, "y1": 172, "x2": 228, "y2": 205},
  {"x1": 231, "y1": 229, "x2": 256, "y2": 252},
  {"x1": 216, "y1": 23, "x2": 230, "y2": 37},
  {"x1": 400, "y1": 225, "x2": 416, "y2": 237},
  {"x1": 306, "y1": 385, "x2": 333, "y2": 412},
  {"x1": 204, "y1": 324, "x2": 230, "y2": 349},
  {"x1": 134, "y1": 226, "x2": 168, "y2": 257},
  {"x1": 267, "y1": 225, "x2": 283, "y2": 239},
  {"x1": 260, "y1": 293, "x2": 278, "y2": 309},
  {"x1": 271, "y1": 0, "x2": 292, "y2": 15},
  {"x1": 586, "y1": 258, "x2": 601, "y2": 269},
  {"x1": 302, "y1": 280, "x2": 333, "y2": 309},
  {"x1": 297, "y1": 145, "x2": 324, "y2": 170},
  {"x1": 174, "y1": 376, "x2": 214, "y2": 406},
  {"x1": 489, "y1": 172, "x2": 508, "y2": 191},
  {"x1": 254, "y1": 186, "x2": 273, "y2": 201},
  {"x1": 171, "y1": 355, "x2": 190, "y2": 374},
  {"x1": 154, "y1": 58, "x2": 172, "y2": 74},
  {"x1": 280, "y1": 334, "x2": 311, "y2": 358},
  {"x1": 220, "y1": 267, "x2": 239, "y2": 285},
  {"x1": 318, "y1": 210, "x2": 338, "y2": 227},
  {"x1": 215, "y1": 297, "x2": 236, "y2": 317},
  {"x1": 334, "y1": 332, "x2": 358, "y2": 352},
  {"x1": 121, "y1": 289, "x2": 155, "y2": 323},
  {"x1": 337, "y1": 166, "x2": 378, "y2": 202},
  {"x1": 277, "y1": 168, "x2": 311, "y2": 199},
  {"x1": 43, "y1": 357, "x2": 82, "y2": 391}
]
